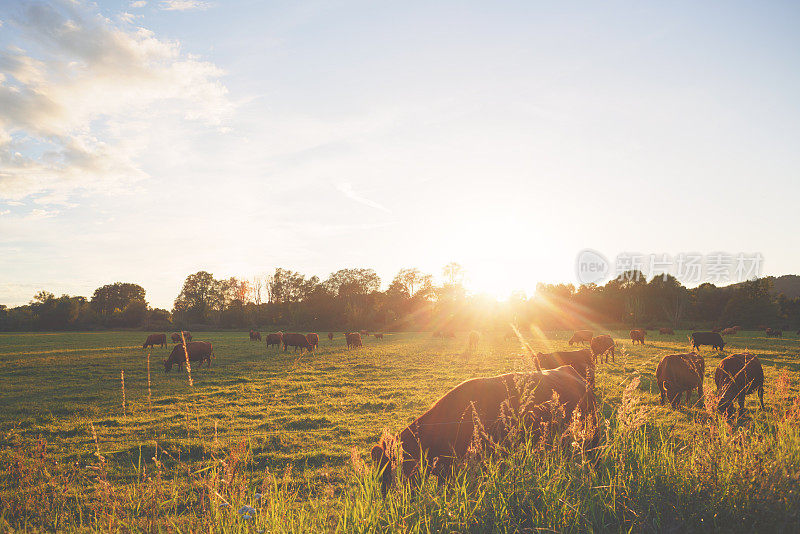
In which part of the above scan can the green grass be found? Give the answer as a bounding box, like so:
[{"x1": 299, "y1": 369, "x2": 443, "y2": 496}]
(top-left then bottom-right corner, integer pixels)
[{"x1": 1, "y1": 329, "x2": 799, "y2": 532}]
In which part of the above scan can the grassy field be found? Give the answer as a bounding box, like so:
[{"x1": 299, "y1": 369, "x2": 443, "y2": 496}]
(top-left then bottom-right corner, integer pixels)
[{"x1": 2, "y1": 329, "x2": 800, "y2": 532}]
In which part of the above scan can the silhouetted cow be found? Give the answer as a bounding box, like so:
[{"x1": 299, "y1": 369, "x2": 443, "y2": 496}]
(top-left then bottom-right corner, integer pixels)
[
  {"x1": 328, "y1": 332, "x2": 334, "y2": 341},
  {"x1": 656, "y1": 352, "x2": 704, "y2": 408},
  {"x1": 659, "y1": 327, "x2": 675, "y2": 335},
  {"x1": 249, "y1": 330, "x2": 261, "y2": 341},
  {"x1": 163, "y1": 341, "x2": 213, "y2": 372},
  {"x1": 766, "y1": 328, "x2": 782, "y2": 338},
  {"x1": 569, "y1": 330, "x2": 593, "y2": 346},
  {"x1": 171, "y1": 332, "x2": 181, "y2": 343},
  {"x1": 690, "y1": 332, "x2": 725, "y2": 351},
  {"x1": 266, "y1": 333, "x2": 283, "y2": 349},
  {"x1": 346, "y1": 332, "x2": 363, "y2": 348},
  {"x1": 715, "y1": 353, "x2": 765, "y2": 417},
  {"x1": 629, "y1": 329, "x2": 646, "y2": 345},
  {"x1": 590, "y1": 335, "x2": 615, "y2": 363},
  {"x1": 283, "y1": 333, "x2": 312, "y2": 353},
  {"x1": 306, "y1": 333, "x2": 319, "y2": 351},
  {"x1": 143, "y1": 333, "x2": 167, "y2": 349},
  {"x1": 721, "y1": 328, "x2": 736, "y2": 336},
  {"x1": 531, "y1": 349, "x2": 594, "y2": 386},
  {"x1": 374, "y1": 333, "x2": 384, "y2": 340}
]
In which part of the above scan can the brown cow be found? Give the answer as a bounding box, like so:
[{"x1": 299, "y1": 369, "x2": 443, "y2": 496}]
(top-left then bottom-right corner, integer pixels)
[
  {"x1": 370, "y1": 366, "x2": 595, "y2": 494},
  {"x1": 345, "y1": 332, "x2": 363, "y2": 348},
  {"x1": 629, "y1": 329, "x2": 646, "y2": 345},
  {"x1": 656, "y1": 352, "x2": 704, "y2": 408},
  {"x1": 569, "y1": 330, "x2": 593, "y2": 346},
  {"x1": 360, "y1": 330, "x2": 368, "y2": 336},
  {"x1": 283, "y1": 333, "x2": 312, "y2": 352},
  {"x1": 143, "y1": 333, "x2": 167, "y2": 349},
  {"x1": 590, "y1": 335, "x2": 615, "y2": 363},
  {"x1": 265, "y1": 332, "x2": 283, "y2": 349},
  {"x1": 374, "y1": 333, "x2": 384, "y2": 340},
  {"x1": 170, "y1": 332, "x2": 181, "y2": 343},
  {"x1": 766, "y1": 328, "x2": 782, "y2": 337},
  {"x1": 181, "y1": 331, "x2": 192, "y2": 342},
  {"x1": 163, "y1": 341, "x2": 213, "y2": 372},
  {"x1": 659, "y1": 327, "x2": 675, "y2": 335},
  {"x1": 468, "y1": 331, "x2": 479, "y2": 352},
  {"x1": 306, "y1": 333, "x2": 319, "y2": 351},
  {"x1": 720, "y1": 328, "x2": 736, "y2": 336},
  {"x1": 731, "y1": 326, "x2": 742, "y2": 333},
  {"x1": 249, "y1": 330, "x2": 261, "y2": 341},
  {"x1": 531, "y1": 349, "x2": 594, "y2": 386},
  {"x1": 715, "y1": 353, "x2": 765, "y2": 417},
  {"x1": 328, "y1": 332, "x2": 334, "y2": 341}
]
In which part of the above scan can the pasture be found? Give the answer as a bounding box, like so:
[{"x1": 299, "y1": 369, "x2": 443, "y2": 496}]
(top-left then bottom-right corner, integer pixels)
[{"x1": 2, "y1": 330, "x2": 800, "y2": 532}]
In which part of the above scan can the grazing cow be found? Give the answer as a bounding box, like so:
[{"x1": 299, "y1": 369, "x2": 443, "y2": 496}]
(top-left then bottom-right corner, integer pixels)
[
  {"x1": 690, "y1": 332, "x2": 725, "y2": 351},
  {"x1": 590, "y1": 335, "x2": 615, "y2": 364},
  {"x1": 732, "y1": 326, "x2": 742, "y2": 333},
  {"x1": 656, "y1": 352, "x2": 704, "y2": 408},
  {"x1": 182, "y1": 331, "x2": 192, "y2": 342},
  {"x1": 629, "y1": 329, "x2": 646, "y2": 345},
  {"x1": 171, "y1": 332, "x2": 181, "y2": 343},
  {"x1": 143, "y1": 333, "x2": 167, "y2": 349},
  {"x1": 766, "y1": 328, "x2": 783, "y2": 338},
  {"x1": 306, "y1": 333, "x2": 319, "y2": 351},
  {"x1": 360, "y1": 330, "x2": 369, "y2": 336},
  {"x1": 468, "y1": 331, "x2": 480, "y2": 352},
  {"x1": 163, "y1": 341, "x2": 213, "y2": 372},
  {"x1": 249, "y1": 330, "x2": 262, "y2": 341},
  {"x1": 569, "y1": 330, "x2": 593, "y2": 346},
  {"x1": 328, "y1": 332, "x2": 334, "y2": 341},
  {"x1": 531, "y1": 349, "x2": 594, "y2": 386},
  {"x1": 265, "y1": 332, "x2": 283, "y2": 349},
  {"x1": 374, "y1": 333, "x2": 384, "y2": 340},
  {"x1": 283, "y1": 333, "x2": 312, "y2": 353},
  {"x1": 659, "y1": 327, "x2": 675, "y2": 335},
  {"x1": 370, "y1": 366, "x2": 596, "y2": 494},
  {"x1": 715, "y1": 353, "x2": 765, "y2": 416},
  {"x1": 345, "y1": 332, "x2": 363, "y2": 348}
]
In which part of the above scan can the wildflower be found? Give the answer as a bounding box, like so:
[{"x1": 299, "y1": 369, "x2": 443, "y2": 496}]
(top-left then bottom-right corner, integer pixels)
[
  {"x1": 219, "y1": 502, "x2": 229, "y2": 509},
  {"x1": 254, "y1": 492, "x2": 262, "y2": 501},
  {"x1": 242, "y1": 514, "x2": 252, "y2": 520},
  {"x1": 239, "y1": 505, "x2": 256, "y2": 515}
]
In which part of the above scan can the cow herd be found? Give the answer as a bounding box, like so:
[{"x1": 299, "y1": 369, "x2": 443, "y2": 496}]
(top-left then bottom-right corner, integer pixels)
[{"x1": 247, "y1": 330, "x2": 384, "y2": 351}]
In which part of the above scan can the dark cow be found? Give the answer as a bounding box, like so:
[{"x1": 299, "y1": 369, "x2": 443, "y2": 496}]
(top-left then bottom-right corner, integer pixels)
[
  {"x1": 249, "y1": 330, "x2": 261, "y2": 341},
  {"x1": 720, "y1": 328, "x2": 736, "y2": 336},
  {"x1": 283, "y1": 333, "x2": 312, "y2": 353},
  {"x1": 371, "y1": 366, "x2": 596, "y2": 494},
  {"x1": 468, "y1": 331, "x2": 479, "y2": 352},
  {"x1": 690, "y1": 332, "x2": 725, "y2": 351},
  {"x1": 569, "y1": 330, "x2": 593, "y2": 346},
  {"x1": 656, "y1": 352, "x2": 704, "y2": 408},
  {"x1": 590, "y1": 335, "x2": 615, "y2": 364},
  {"x1": 266, "y1": 332, "x2": 283, "y2": 349},
  {"x1": 182, "y1": 331, "x2": 192, "y2": 342},
  {"x1": 629, "y1": 329, "x2": 646, "y2": 345},
  {"x1": 171, "y1": 332, "x2": 181, "y2": 343},
  {"x1": 766, "y1": 328, "x2": 782, "y2": 338},
  {"x1": 143, "y1": 333, "x2": 167, "y2": 349},
  {"x1": 306, "y1": 333, "x2": 319, "y2": 351},
  {"x1": 163, "y1": 341, "x2": 213, "y2": 372},
  {"x1": 374, "y1": 333, "x2": 384, "y2": 340},
  {"x1": 346, "y1": 332, "x2": 363, "y2": 348},
  {"x1": 328, "y1": 332, "x2": 334, "y2": 341},
  {"x1": 715, "y1": 353, "x2": 765, "y2": 417},
  {"x1": 659, "y1": 327, "x2": 675, "y2": 335},
  {"x1": 531, "y1": 349, "x2": 594, "y2": 386}
]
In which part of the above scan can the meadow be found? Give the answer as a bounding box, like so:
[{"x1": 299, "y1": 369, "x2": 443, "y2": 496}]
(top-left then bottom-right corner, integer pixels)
[{"x1": 1, "y1": 329, "x2": 800, "y2": 532}]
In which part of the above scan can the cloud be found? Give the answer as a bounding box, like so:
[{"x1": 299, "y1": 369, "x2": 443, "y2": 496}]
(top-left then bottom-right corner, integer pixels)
[
  {"x1": 28, "y1": 208, "x2": 59, "y2": 219},
  {"x1": 160, "y1": 0, "x2": 211, "y2": 11},
  {"x1": 0, "y1": 209, "x2": 9, "y2": 216},
  {"x1": 129, "y1": 1, "x2": 147, "y2": 7},
  {"x1": 336, "y1": 182, "x2": 391, "y2": 213},
  {"x1": 0, "y1": 0, "x2": 231, "y2": 204}
]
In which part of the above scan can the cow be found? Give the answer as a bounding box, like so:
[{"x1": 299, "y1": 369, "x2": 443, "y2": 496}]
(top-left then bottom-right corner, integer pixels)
[
  {"x1": 720, "y1": 327, "x2": 737, "y2": 336},
  {"x1": 531, "y1": 349, "x2": 594, "y2": 386},
  {"x1": 265, "y1": 332, "x2": 283, "y2": 349},
  {"x1": 711, "y1": 327, "x2": 723, "y2": 333},
  {"x1": 656, "y1": 352, "x2": 704, "y2": 408},
  {"x1": 715, "y1": 353, "x2": 765, "y2": 417},
  {"x1": 328, "y1": 332, "x2": 334, "y2": 341},
  {"x1": 283, "y1": 333, "x2": 312, "y2": 353},
  {"x1": 249, "y1": 330, "x2": 261, "y2": 341},
  {"x1": 360, "y1": 330, "x2": 369, "y2": 336},
  {"x1": 690, "y1": 332, "x2": 725, "y2": 351},
  {"x1": 163, "y1": 341, "x2": 213, "y2": 372},
  {"x1": 143, "y1": 333, "x2": 167, "y2": 349},
  {"x1": 569, "y1": 330, "x2": 593, "y2": 346},
  {"x1": 374, "y1": 333, "x2": 384, "y2": 340},
  {"x1": 757, "y1": 325, "x2": 768, "y2": 331},
  {"x1": 182, "y1": 331, "x2": 192, "y2": 342},
  {"x1": 170, "y1": 332, "x2": 181, "y2": 343},
  {"x1": 629, "y1": 329, "x2": 646, "y2": 345},
  {"x1": 590, "y1": 335, "x2": 615, "y2": 364},
  {"x1": 345, "y1": 332, "x2": 363, "y2": 348},
  {"x1": 370, "y1": 366, "x2": 596, "y2": 495},
  {"x1": 468, "y1": 331, "x2": 480, "y2": 352},
  {"x1": 766, "y1": 328, "x2": 782, "y2": 338},
  {"x1": 306, "y1": 333, "x2": 319, "y2": 351},
  {"x1": 731, "y1": 326, "x2": 742, "y2": 333},
  {"x1": 659, "y1": 327, "x2": 675, "y2": 335}
]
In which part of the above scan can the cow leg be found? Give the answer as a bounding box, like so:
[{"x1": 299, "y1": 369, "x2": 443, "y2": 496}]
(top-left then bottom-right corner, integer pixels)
[
  {"x1": 659, "y1": 381, "x2": 665, "y2": 405},
  {"x1": 738, "y1": 395, "x2": 746, "y2": 416},
  {"x1": 758, "y1": 385, "x2": 765, "y2": 409}
]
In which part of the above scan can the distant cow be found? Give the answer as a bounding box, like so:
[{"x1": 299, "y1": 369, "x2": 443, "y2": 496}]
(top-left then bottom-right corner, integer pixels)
[
  {"x1": 283, "y1": 333, "x2": 312, "y2": 353},
  {"x1": 306, "y1": 333, "x2": 319, "y2": 351},
  {"x1": 249, "y1": 330, "x2": 261, "y2": 341},
  {"x1": 720, "y1": 327, "x2": 736, "y2": 336},
  {"x1": 690, "y1": 332, "x2": 725, "y2": 351},
  {"x1": 532, "y1": 349, "x2": 594, "y2": 386},
  {"x1": 659, "y1": 327, "x2": 675, "y2": 335},
  {"x1": 656, "y1": 352, "x2": 704, "y2": 408},
  {"x1": 629, "y1": 329, "x2": 646, "y2": 345},
  {"x1": 766, "y1": 328, "x2": 782, "y2": 338},
  {"x1": 143, "y1": 333, "x2": 167, "y2": 349},
  {"x1": 182, "y1": 331, "x2": 192, "y2": 342},
  {"x1": 360, "y1": 330, "x2": 368, "y2": 336},
  {"x1": 715, "y1": 353, "x2": 765, "y2": 416},
  {"x1": 345, "y1": 332, "x2": 363, "y2": 348},
  {"x1": 265, "y1": 332, "x2": 283, "y2": 349},
  {"x1": 328, "y1": 332, "x2": 334, "y2": 341},
  {"x1": 732, "y1": 326, "x2": 742, "y2": 333},
  {"x1": 163, "y1": 341, "x2": 213, "y2": 372},
  {"x1": 374, "y1": 333, "x2": 384, "y2": 340},
  {"x1": 569, "y1": 330, "x2": 593, "y2": 346},
  {"x1": 370, "y1": 366, "x2": 595, "y2": 494},
  {"x1": 468, "y1": 331, "x2": 479, "y2": 352},
  {"x1": 590, "y1": 335, "x2": 615, "y2": 364},
  {"x1": 171, "y1": 332, "x2": 181, "y2": 343}
]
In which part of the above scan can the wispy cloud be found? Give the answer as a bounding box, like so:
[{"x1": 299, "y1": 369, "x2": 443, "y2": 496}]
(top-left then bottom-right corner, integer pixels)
[
  {"x1": 28, "y1": 209, "x2": 59, "y2": 219},
  {"x1": 129, "y1": 0, "x2": 147, "y2": 7},
  {"x1": 160, "y1": 0, "x2": 211, "y2": 11},
  {"x1": 336, "y1": 182, "x2": 391, "y2": 213}
]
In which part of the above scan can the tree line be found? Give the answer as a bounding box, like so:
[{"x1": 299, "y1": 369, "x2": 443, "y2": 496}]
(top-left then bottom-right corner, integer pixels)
[{"x1": 2, "y1": 266, "x2": 800, "y2": 332}]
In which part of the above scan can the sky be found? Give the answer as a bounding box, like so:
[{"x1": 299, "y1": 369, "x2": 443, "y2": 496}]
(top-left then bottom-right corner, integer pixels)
[{"x1": 1, "y1": 0, "x2": 799, "y2": 309}]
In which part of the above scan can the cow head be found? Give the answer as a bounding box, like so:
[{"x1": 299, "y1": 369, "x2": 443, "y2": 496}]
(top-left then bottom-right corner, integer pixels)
[{"x1": 163, "y1": 358, "x2": 173, "y2": 373}]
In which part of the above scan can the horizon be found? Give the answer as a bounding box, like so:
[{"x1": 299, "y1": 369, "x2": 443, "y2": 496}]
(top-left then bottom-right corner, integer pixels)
[{"x1": 2, "y1": 1, "x2": 800, "y2": 309}]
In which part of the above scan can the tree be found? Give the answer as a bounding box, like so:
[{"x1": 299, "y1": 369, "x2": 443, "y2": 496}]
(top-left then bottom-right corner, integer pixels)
[
  {"x1": 91, "y1": 283, "x2": 146, "y2": 318},
  {"x1": 173, "y1": 271, "x2": 219, "y2": 323}
]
